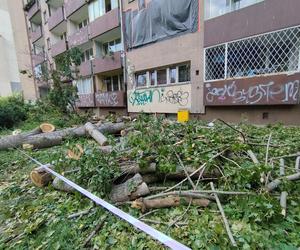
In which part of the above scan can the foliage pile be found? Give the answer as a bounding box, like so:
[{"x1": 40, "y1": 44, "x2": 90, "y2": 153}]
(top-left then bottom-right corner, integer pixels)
[{"x1": 0, "y1": 115, "x2": 300, "y2": 249}]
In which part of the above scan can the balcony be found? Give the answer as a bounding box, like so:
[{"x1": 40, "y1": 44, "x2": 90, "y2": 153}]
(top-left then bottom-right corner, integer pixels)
[
  {"x1": 89, "y1": 8, "x2": 120, "y2": 39},
  {"x1": 51, "y1": 40, "x2": 67, "y2": 57},
  {"x1": 31, "y1": 26, "x2": 43, "y2": 43},
  {"x1": 95, "y1": 91, "x2": 126, "y2": 107},
  {"x1": 92, "y1": 51, "x2": 122, "y2": 74},
  {"x1": 32, "y1": 52, "x2": 45, "y2": 66},
  {"x1": 26, "y1": 0, "x2": 41, "y2": 20},
  {"x1": 65, "y1": 0, "x2": 86, "y2": 18},
  {"x1": 68, "y1": 26, "x2": 89, "y2": 48},
  {"x1": 79, "y1": 61, "x2": 92, "y2": 77},
  {"x1": 76, "y1": 93, "x2": 95, "y2": 108},
  {"x1": 48, "y1": 6, "x2": 65, "y2": 31}
]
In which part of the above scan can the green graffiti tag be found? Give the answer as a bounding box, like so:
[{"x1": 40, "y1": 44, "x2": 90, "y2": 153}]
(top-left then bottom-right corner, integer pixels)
[{"x1": 129, "y1": 89, "x2": 159, "y2": 106}]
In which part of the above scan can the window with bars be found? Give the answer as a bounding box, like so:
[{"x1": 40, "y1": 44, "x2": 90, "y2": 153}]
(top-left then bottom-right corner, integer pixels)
[{"x1": 205, "y1": 26, "x2": 300, "y2": 81}]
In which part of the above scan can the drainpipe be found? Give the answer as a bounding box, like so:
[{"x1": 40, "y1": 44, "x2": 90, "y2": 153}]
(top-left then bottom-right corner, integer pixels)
[{"x1": 118, "y1": 0, "x2": 127, "y2": 92}]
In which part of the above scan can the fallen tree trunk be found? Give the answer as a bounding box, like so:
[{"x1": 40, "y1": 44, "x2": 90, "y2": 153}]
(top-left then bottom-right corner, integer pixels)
[
  {"x1": 30, "y1": 165, "x2": 54, "y2": 187},
  {"x1": 0, "y1": 122, "x2": 125, "y2": 150},
  {"x1": 110, "y1": 174, "x2": 150, "y2": 202},
  {"x1": 132, "y1": 197, "x2": 210, "y2": 213},
  {"x1": 85, "y1": 122, "x2": 108, "y2": 146}
]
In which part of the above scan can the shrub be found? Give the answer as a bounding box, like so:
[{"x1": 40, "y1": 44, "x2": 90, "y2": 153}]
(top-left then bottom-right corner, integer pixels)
[{"x1": 0, "y1": 95, "x2": 27, "y2": 129}]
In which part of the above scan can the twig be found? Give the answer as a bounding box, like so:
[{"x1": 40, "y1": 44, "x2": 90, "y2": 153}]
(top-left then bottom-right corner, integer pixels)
[
  {"x1": 163, "y1": 150, "x2": 227, "y2": 193},
  {"x1": 145, "y1": 191, "x2": 215, "y2": 201},
  {"x1": 247, "y1": 142, "x2": 284, "y2": 148},
  {"x1": 265, "y1": 133, "x2": 272, "y2": 165},
  {"x1": 266, "y1": 172, "x2": 300, "y2": 192},
  {"x1": 220, "y1": 155, "x2": 241, "y2": 168},
  {"x1": 295, "y1": 156, "x2": 300, "y2": 172},
  {"x1": 83, "y1": 215, "x2": 107, "y2": 247},
  {"x1": 247, "y1": 150, "x2": 259, "y2": 164},
  {"x1": 216, "y1": 118, "x2": 247, "y2": 143},
  {"x1": 271, "y1": 152, "x2": 300, "y2": 160},
  {"x1": 174, "y1": 151, "x2": 196, "y2": 189},
  {"x1": 280, "y1": 191, "x2": 288, "y2": 217},
  {"x1": 210, "y1": 182, "x2": 237, "y2": 247},
  {"x1": 190, "y1": 190, "x2": 254, "y2": 195},
  {"x1": 68, "y1": 208, "x2": 94, "y2": 219},
  {"x1": 141, "y1": 219, "x2": 187, "y2": 226},
  {"x1": 280, "y1": 159, "x2": 285, "y2": 176},
  {"x1": 138, "y1": 209, "x2": 159, "y2": 219},
  {"x1": 167, "y1": 199, "x2": 192, "y2": 230}
]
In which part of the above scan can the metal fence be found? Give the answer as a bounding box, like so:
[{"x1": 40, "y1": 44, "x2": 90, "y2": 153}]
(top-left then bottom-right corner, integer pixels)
[{"x1": 205, "y1": 26, "x2": 300, "y2": 81}]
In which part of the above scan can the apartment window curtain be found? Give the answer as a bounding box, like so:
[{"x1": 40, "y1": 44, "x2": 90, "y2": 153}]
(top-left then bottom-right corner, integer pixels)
[{"x1": 77, "y1": 78, "x2": 93, "y2": 94}]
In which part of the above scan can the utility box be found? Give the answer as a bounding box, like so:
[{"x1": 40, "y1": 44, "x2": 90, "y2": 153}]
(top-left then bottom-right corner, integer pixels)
[{"x1": 177, "y1": 110, "x2": 190, "y2": 123}]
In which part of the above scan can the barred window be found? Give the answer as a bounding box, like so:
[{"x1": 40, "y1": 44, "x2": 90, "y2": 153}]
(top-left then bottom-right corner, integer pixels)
[{"x1": 205, "y1": 26, "x2": 300, "y2": 81}]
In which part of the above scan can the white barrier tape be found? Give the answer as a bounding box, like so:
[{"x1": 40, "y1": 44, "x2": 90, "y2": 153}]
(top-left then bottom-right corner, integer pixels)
[{"x1": 42, "y1": 164, "x2": 191, "y2": 250}]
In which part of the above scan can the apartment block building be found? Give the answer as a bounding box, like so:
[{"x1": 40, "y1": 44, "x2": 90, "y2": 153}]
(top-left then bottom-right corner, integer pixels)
[{"x1": 24, "y1": 0, "x2": 300, "y2": 124}]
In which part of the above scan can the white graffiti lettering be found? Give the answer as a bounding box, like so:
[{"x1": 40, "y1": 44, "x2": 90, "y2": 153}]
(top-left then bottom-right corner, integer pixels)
[{"x1": 96, "y1": 92, "x2": 119, "y2": 106}]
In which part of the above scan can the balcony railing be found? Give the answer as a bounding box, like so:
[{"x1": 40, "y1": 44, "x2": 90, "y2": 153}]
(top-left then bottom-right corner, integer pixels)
[
  {"x1": 79, "y1": 61, "x2": 93, "y2": 77},
  {"x1": 89, "y1": 8, "x2": 120, "y2": 39},
  {"x1": 95, "y1": 91, "x2": 126, "y2": 107},
  {"x1": 51, "y1": 40, "x2": 68, "y2": 57},
  {"x1": 65, "y1": 0, "x2": 86, "y2": 18},
  {"x1": 31, "y1": 26, "x2": 43, "y2": 43},
  {"x1": 92, "y1": 51, "x2": 122, "y2": 74},
  {"x1": 68, "y1": 26, "x2": 89, "y2": 48},
  {"x1": 26, "y1": 0, "x2": 41, "y2": 20},
  {"x1": 48, "y1": 6, "x2": 65, "y2": 30},
  {"x1": 76, "y1": 93, "x2": 95, "y2": 108}
]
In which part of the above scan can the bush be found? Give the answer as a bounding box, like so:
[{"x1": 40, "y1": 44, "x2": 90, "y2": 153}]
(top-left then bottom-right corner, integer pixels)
[{"x1": 0, "y1": 95, "x2": 28, "y2": 129}]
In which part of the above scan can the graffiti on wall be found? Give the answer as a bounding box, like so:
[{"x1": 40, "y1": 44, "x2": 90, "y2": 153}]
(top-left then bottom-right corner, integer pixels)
[
  {"x1": 95, "y1": 91, "x2": 125, "y2": 107},
  {"x1": 129, "y1": 88, "x2": 190, "y2": 107},
  {"x1": 76, "y1": 94, "x2": 95, "y2": 108},
  {"x1": 205, "y1": 78, "x2": 300, "y2": 106}
]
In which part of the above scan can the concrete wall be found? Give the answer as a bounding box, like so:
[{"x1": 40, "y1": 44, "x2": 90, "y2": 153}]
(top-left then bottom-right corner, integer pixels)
[
  {"x1": 0, "y1": 0, "x2": 20, "y2": 97},
  {"x1": 124, "y1": 0, "x2": 205, "y2": 114},
  {"x1": 8, "y1": 0, "x2": 37, "y2": 100}
]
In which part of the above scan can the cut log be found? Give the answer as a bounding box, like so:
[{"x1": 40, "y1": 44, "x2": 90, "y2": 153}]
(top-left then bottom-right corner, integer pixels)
[
  {"x1": 85, "y1": 122, "x2": 108, "y2": 146},
  {"x1": 120, "y1": 162, "x2": 156, "y2": 175},
  {"x1": 52, "y1": 177, "x2": 74, "y2": 193},
  {"x1": 30, "y1": 165, "x2": 54, "y2": 187},
  {"x1": 280, "y1": 191, "x2": 288, "y2": 217},
  {"x1": 132, "y1": 197, "x2": 210, "y2": 213},
  {"x1": 99, "y1": 146, "x2": 113, "y2": 154},
  {"x1": 110, "y1": 174, "x2": 150, "y2": 203},
  {"x1": 0, "y1": 122, "x2": 125, "y2": 150}
]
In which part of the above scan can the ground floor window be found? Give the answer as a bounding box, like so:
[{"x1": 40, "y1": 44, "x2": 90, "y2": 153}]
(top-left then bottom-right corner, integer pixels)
[
  {"x1": 104, "y1": 74, "x2": 123, "y2": 91},
  {"x1": 76, "y1": 77, "x2": 93, "y2": 94},
  {"x1": 205, "y1": 26, "x2": 300, "y2": 81},
  {"x1": 135, "y1": 63, "x2": 191, "y2": 88}
]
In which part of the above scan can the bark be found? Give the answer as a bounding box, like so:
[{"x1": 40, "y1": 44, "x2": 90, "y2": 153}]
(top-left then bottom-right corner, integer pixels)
[
  {"x1": 132, "y1": 197, "x2": 210, "y2": 213},
  {"x1": 30, "y1": 165, "x2": 54, "y2": 187},
  {"x1": 266, "y1": 172, "x2": 300, "y2": 191},
  {"x1": 85, "y1": 122, "x2": 108, "y2": 146},
  {"x1": 0, "y1": 122, "x2": 125, "y2": 150},
  {"x1": 280, "y1": 191, "x2": 288, "y2": 217},
  {"x1": 52, "y1": 177, "x2": 75, "y2": 193},
  {"x1": 110, "y1": 174, "x2": 150, "y2": 203}
]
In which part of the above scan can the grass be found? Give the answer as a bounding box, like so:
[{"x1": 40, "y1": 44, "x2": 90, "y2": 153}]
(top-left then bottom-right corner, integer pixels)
[{"x1": 0, "y1": 114, "x2": 300, "y2": 249}]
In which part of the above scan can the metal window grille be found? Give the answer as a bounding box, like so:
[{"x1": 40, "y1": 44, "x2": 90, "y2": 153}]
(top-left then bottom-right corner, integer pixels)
[{"x1": 205, "y1": 26, "x2": 300, "y2": 81}]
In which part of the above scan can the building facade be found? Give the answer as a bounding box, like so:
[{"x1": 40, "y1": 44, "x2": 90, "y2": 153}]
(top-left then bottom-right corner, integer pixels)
[
  {"x1": 0, "y1": 0, "x2": 36, "y2": 100},
  {"x1": 24, "y1": 0, "x2": 300, "y2": 124}
]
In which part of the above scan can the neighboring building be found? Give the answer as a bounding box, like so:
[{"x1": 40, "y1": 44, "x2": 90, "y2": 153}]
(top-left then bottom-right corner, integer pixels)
[
  {"x1": 23, "y1": 0, "x2": 300, "y2": 124},
  {"x1": 23, "y1": 0, "x2": 126, "y2": 114},
  {"x1": 0, "y1": 0, "x2": 36, "y2": 100}
]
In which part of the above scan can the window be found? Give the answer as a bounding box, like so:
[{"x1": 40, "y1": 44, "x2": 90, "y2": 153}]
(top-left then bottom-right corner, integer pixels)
[
  {"x1": 81, "y1": 48, "x2": 94, "y2": 63},
  {"x1": 178, "y1": 65, "x2": 191, "y2": 82},
  {"x1": 102, "y1": 38, "x2": 122, "y2": 55},
  {"x1": 169, "y1": 67, "x2": 177, "y2": 84},
  {"x1": 104, "y1": 75, "x2": 123, "y2": 91},
  {"x1": 150, "y1": 71, "x2": 156, "y2": 86},
  {"x1": 135, "y1": 63, "x2": 191, "y2": 88},
  {"x1": 77, "y1": 78, "x2": 93, "y2": 94},
  {"x1": 60, "y1": 32, "x2": 67, "y2": 41},
  {"x1": 136, "y1": 72, "x2": 147, "y2": 87},
  {"x1": 157, "y1": 69, "x2": 167, "y2": 85},
  {"x1": 78, "y1": 19, "x2": 89, "y2": 30},
  {"x1": 204, "y1": 26, "x2": 300, "y2": 81},
  {"x1": 88, "y1": 0, "x2": 118, "y2": 22},
  {"x1": 205, "y1": 0, "x2": 263, "y2": 19}
]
